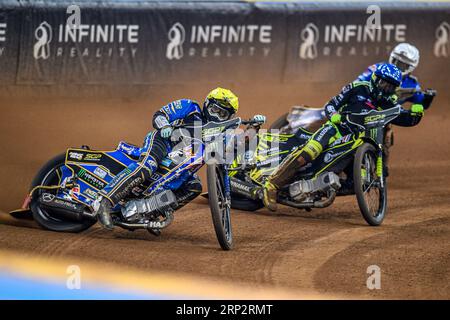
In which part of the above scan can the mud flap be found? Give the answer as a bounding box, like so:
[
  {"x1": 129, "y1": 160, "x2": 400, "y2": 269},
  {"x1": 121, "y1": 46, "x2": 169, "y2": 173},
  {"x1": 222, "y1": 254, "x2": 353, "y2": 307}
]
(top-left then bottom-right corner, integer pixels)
[
  {"x1": 9, "y1": 208, "x2": 33, "y2": 220},
  {"x1": 9, "y1": 194, "x2": 33, "y2": 220},
  {"x1": 200, "y1": 191, "x2": 209, "y2": 199}
]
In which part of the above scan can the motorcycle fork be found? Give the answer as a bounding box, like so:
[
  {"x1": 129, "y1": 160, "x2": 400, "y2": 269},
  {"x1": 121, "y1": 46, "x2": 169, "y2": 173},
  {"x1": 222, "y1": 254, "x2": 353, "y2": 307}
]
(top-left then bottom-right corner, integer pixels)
[{"x1": 377, "y1": 149, "x2": 384, "y2": 188}]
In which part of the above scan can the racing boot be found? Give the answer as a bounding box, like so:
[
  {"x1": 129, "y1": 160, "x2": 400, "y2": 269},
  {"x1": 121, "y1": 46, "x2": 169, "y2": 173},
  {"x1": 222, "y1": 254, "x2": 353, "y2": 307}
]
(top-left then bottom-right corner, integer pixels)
[
  {"x1": 262, "y1": 152, "x2": 308, "y2": 211},
  {"x1": 92, "y1": 196, "x2": 114, "y2": 230}
]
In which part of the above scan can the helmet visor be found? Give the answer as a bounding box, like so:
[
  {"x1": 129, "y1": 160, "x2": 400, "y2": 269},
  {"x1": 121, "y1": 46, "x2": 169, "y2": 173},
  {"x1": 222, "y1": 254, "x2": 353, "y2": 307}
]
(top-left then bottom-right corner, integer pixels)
[
  {"x1": 391, "y1": 58, "x2": 411, "y2": 73},
  {"x1": 208, "y1": 103, "x2": 232, "y2": 121},
  {"x1": 377, "y1": 78, "x2": 398, "y2": 95}
]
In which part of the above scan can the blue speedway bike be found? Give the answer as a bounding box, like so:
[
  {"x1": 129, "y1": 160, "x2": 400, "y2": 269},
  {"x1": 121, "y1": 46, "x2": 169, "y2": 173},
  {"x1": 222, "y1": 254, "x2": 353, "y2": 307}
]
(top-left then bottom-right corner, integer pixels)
[{"x1": 11, "y1": 117, "x2": 264, "y2": 250}]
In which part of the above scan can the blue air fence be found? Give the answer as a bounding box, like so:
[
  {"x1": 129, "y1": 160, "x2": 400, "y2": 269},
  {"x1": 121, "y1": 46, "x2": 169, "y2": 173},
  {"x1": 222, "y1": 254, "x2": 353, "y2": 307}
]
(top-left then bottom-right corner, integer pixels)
[{"x1": 0, "y1": 1, "x2": 449, "y2": 95}]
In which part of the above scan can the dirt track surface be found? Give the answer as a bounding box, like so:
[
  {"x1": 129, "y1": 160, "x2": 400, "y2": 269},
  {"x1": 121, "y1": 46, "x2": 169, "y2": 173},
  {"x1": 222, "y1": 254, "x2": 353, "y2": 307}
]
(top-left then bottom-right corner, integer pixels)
[{"x1": 0, "y1": 94, "x2": 449, "y2": 299}]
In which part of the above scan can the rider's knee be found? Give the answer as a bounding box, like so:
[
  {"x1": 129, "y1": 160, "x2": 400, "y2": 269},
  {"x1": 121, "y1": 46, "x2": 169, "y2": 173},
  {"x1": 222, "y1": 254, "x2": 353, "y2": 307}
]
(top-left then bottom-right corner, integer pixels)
[
  {"x1": 303, "y1": 139, "x2": 323, "y2": 161},
  {"x1": 142, "y1": 155, "x2": 159, "y2": 173}
]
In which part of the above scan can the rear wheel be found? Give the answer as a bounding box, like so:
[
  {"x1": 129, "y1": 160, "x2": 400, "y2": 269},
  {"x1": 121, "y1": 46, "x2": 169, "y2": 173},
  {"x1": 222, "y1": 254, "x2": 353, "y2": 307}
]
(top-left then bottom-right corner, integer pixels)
[
  {"x1": 30, "y1": 153, "x2": 95, "y2": 232},
  {"x1": 207, "y1": 163, "x2": 233, "y2": 250},
  {"x1": 231, "y1": 194, "x2": 263, "y2": 212},
  {"x1": 353, "y1": 144, "x2": 387, "y2": 226}
]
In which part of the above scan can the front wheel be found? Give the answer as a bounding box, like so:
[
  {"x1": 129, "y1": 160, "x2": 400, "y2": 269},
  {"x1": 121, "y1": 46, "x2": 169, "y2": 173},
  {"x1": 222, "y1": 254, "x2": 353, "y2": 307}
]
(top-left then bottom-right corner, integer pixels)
[
  {"x1": 206, "y1": 163, "x2": 233, "y2": 250},
  {"x1": 353, "y1": 143, "x2": 387, "y2": 226},
  {"x1": 231, "y1": 194, "x2": 263, "y2": 212}
]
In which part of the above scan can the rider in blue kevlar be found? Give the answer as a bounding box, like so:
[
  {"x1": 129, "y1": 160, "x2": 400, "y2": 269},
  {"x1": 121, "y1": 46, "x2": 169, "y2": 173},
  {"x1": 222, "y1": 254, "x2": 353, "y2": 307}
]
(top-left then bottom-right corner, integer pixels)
[{"x1": 92, "y1": 88, "x2": 266, "y2": 229}]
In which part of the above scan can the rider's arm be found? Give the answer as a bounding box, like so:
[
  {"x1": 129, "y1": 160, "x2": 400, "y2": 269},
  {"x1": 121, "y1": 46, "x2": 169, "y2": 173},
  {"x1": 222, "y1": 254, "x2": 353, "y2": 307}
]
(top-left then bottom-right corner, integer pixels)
[
  {"x1": 409, "y1": 78, "x2": 437, "y2": 109},
  {"x1": 391, "y1": 106, "x2": 423, "y2": 127},
  {"x1": 402, "y1": 77, "x2": 425, "y2": 105},
  {"x1": 400, "y1": 76, "x2": 436, "y2": 110},
  {"x1": 323, "y1": 84, "x2": 353, "y2": 120},
  {"x1": 152, "y1": 99, "x2": 202, "y2": 129}
]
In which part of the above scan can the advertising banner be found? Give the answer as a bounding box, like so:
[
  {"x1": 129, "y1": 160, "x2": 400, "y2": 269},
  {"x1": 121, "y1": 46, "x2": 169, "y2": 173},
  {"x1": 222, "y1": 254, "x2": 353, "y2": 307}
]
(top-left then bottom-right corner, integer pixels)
[
  {"x1": 283, "y1": 3, "x2": 450, "y2": 84},
  {"x1": 0, "y1": 1, "x2": 20, "y2": 84},
  {"x1": 0, "y1": 1, "x2": 448, "y2": 91}
]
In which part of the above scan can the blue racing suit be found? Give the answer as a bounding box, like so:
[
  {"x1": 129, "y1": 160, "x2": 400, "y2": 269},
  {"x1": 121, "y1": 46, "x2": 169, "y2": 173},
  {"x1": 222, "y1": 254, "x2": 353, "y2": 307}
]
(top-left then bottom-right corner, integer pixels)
[
  {"x1": 357, "y1": 62, "x2": 435, "y2": 108},
  {"x1": 100, "y1": 99, "x2": 204, "y2": 208}
]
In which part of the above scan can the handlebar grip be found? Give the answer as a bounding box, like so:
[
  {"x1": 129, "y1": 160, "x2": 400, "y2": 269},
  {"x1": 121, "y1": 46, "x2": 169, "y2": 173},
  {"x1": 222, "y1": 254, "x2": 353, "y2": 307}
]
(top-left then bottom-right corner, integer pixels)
[{"x1": 241, "y1": 119, "x2": 263, "y2": 126}]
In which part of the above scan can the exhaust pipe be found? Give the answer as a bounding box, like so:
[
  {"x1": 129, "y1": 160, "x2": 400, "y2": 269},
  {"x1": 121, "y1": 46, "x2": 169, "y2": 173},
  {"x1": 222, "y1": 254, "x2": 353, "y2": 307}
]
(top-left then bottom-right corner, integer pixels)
[
  {"x1": 38, "y1": 193, "x2": 95, "y2": 222},
  {"x1": 115, "y1": 211, "x2": 174, "y2": 230},
  {"x1": 278, "y1": 190, "x2": 336, "y2": 209}
]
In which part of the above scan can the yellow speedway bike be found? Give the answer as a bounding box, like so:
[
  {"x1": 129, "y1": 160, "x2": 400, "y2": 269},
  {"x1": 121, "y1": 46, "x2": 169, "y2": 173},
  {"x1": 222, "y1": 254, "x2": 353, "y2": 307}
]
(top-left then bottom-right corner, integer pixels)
[{"x1": 228, "y1": 106, "x2": 402, "y2": 226}]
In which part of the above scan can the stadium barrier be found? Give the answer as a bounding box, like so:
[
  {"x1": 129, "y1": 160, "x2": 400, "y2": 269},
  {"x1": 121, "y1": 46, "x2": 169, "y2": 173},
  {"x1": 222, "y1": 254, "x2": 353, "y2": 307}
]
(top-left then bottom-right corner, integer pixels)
[{"x1": 0, "y1": 1, "x2": 448, "y2": 96}]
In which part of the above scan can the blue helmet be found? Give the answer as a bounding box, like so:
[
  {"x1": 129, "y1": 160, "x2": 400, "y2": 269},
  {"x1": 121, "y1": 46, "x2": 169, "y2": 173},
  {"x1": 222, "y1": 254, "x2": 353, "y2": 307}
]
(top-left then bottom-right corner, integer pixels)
[{"x1": 370, "y1": 63, "x2": 402, "y2": 100}]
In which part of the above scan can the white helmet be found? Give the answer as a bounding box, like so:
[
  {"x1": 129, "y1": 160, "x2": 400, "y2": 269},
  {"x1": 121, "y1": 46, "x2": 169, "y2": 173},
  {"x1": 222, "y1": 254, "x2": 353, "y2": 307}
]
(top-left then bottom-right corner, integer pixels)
[{"x1": 389, "y1": 43, "x2": 420, "y2": 76}]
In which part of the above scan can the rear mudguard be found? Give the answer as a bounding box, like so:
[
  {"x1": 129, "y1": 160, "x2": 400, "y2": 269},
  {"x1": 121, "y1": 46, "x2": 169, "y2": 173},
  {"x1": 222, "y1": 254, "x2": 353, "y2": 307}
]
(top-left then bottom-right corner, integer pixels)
[
  {"x1": 9, "y1": 208, "x2": 33, "y2": 220},
  {"x1": 9, "y1": 194, "x2": 33, "y2": 220}
]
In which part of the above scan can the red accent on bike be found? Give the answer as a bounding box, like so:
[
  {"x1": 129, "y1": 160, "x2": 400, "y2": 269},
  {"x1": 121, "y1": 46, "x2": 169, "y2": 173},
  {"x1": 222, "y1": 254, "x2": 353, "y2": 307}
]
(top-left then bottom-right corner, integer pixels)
[
  {"x1": 365, "y1": 101, "x2": 376, "y2": 110},
  {"x1": 21, "y1": 195, "x2": 31, "y2": 209}
]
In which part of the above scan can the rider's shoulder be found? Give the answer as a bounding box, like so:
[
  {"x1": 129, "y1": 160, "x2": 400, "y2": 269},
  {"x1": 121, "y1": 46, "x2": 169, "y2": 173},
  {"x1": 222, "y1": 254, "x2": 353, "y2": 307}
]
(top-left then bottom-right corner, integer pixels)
[
  {"x1": 349, "y1": 80, "x2": 371, "y2": 90},
  {"x1": 186, "y1": 99, "x2": 202, "y2": 112},
  {"x1": 368, "y1": 62, "x2": 383, "y2": 71},
  {"x1": 402, "y1": 74, "x2": 419, "y2": 85},
  {"x1": 168, "y1": 99, "x2": 201, "y2": 111}
]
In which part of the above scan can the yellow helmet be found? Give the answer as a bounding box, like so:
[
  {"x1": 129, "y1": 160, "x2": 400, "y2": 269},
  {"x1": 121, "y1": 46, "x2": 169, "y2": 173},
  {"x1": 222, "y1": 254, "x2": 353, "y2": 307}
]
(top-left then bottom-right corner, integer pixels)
[{"x1": 203, "y1": 87, "x2": 239, "y2": 122}]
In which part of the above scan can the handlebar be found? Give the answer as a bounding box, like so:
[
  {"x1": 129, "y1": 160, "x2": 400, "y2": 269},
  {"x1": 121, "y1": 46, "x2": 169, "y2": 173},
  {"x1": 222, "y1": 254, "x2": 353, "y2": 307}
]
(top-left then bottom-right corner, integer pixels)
[{"x1": 241, "y1": 119, "x2": 264, "y2": 126}]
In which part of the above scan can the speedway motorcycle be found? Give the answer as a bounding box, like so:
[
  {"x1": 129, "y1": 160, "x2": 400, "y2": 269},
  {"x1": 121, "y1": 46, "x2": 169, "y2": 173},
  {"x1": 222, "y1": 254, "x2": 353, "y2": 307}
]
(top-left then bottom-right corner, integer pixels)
[
  {"x1": 10, "y1": 117, "x2": 264, "y2": 250},
  {"x1": 228, "y1": 106, "x2": 402, "y2": 226}
]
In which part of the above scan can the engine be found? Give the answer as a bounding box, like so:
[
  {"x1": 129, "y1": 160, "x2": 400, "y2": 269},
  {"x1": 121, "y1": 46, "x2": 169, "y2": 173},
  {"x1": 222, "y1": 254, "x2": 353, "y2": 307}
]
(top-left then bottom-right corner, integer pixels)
[
  {"x1": 289, "y1": 172, "x2": 341, "y2": 202},
  {"x1": 121, "y1": 190, "x2": 178, "y2": 222}
]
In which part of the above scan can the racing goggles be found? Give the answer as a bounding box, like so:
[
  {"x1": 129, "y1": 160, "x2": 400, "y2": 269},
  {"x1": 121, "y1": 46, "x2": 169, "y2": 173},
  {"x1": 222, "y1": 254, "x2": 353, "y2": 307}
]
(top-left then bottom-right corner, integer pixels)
[
  {"x1": 391, "y1": 58, "x2": 412, "y2": 73},
  {"x1": 377, "y1": 78, "x2": 398, "y2": 95},
  {"x1": 208, "y1": 103, "x2": 232, "y2": 121}
]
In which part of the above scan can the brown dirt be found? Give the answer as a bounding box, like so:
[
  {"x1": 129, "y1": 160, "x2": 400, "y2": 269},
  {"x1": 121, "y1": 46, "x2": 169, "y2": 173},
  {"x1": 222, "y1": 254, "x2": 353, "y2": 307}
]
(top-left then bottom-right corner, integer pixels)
[{"x1": 0, "y1": 90, "x2": 449, "y2": 299}]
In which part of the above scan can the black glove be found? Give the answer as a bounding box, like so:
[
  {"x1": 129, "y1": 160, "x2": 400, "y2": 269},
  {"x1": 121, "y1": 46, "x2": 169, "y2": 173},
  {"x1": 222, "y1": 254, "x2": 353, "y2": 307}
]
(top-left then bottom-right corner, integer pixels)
[
  {"x1": 422, "y1": 88, "x2": 437, "y2": 110},
  {"x1": 424, "y1": 88, "x2": 437, "y2": 97}
]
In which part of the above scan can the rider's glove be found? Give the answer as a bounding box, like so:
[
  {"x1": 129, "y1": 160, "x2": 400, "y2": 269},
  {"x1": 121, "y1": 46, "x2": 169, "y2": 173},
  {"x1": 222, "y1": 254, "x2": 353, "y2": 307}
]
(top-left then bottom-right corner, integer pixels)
[
  {"x1": 160, "y1": 126, "x2": 173, "y2": 139},
  {"x1": 252, "y1": 114, "x2": 266, "y2": 124},
  {"x1": 422, "y1": 89, "x2": 436, "y2": 110},
  {"x1": 424, "y1": 88, "x2": 437, "y2": 97},
  {"x1": 330, "y1": 113, "x2": 342, "y2": 124},
  {"x1": 411, "y1": 104, "x2": 424, "y2": 116}
]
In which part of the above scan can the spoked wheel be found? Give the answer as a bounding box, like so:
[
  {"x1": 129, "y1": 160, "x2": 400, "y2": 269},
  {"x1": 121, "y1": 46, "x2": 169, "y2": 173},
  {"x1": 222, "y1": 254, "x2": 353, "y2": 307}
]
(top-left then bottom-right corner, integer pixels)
[
  {"x1": 30, "y1": 153, "x2": 95, "y2": 232},
  {"x1": 206, "y1": 163, "x2": 233, "y2": 250},
  {"x1": 230, "y1": 194, "x2": 263, "y2": 212},
  {"x1": 353, "y1": 143, "x2": 387, "y2": 226}
]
